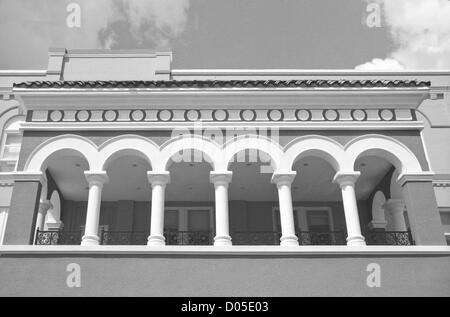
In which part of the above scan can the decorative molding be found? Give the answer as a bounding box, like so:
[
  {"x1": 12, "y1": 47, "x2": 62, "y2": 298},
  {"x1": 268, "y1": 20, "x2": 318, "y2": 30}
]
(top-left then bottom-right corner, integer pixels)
[
  {"x1": 19, "y1": 121, "x2": 426, "y2": 132},
  {"x1": 28, "y1": 108, "x2": 416, "y2": 124},
  {"x1": 0, "y1": 172, "x2": 45, "y2": 184},
  {"x1": 397, "y1": 172, "x2": 435, "y2": 187}
]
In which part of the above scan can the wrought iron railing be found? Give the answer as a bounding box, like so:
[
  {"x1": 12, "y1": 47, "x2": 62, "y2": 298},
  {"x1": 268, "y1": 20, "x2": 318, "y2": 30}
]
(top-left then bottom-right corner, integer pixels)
[
  {"x1": 297, "y1": 231, "x2": 347, "y2": 245},
  {"x1": 232, "y1": 231, "x2": 281, "y2": 245},
  {"x1": 34, "y1": 229, "x2": 414, "y2": 246},
  {"x1": 164, "y1": 230, "x2": 213, "y2": 245},
  {"x1": 363, "y1": 231, "x2": 414, "y2": 246},
  {"x1": 100, "y1": 230, "x2": 148, "y2": 245},
  {"x1": 34, "y1": 229, "x2": 82, "y2": 245}
]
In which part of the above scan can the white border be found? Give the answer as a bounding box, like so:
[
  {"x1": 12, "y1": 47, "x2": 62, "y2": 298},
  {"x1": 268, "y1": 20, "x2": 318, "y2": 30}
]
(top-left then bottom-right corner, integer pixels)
[{"x1": 0, "y1": 245, "x2": 449, "y2": 256}]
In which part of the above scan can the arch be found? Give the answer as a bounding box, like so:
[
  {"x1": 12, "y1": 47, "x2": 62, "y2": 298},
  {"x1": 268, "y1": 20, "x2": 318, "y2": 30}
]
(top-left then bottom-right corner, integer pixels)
[
  {"x1": 345, "y1": 135, "x2": 423, "y2": 174},
  {"x1": 371, "y1": 191, "x2": 387, "y2": 224},
  {"x1": 284, "y1": 135, "x2": 346, "y2": 172},
  {"x1": 24, "y1": 135, "x2": 98, "y2": 172},
  {"x1": 45, "y1": 190, "x2": 62, "y2": 230},
  {"x1": 390, "y1": 170, "x2": 403, "y2": 199},
  {"x1": 98, "y1": 135, "x2": 159, "y2": 170},
  {"x1": 221, "y1": 135, "x2": 284, "y2": 172},
  {"x1": 159, "y1": 135, "x2": 221, "y2": 171}
]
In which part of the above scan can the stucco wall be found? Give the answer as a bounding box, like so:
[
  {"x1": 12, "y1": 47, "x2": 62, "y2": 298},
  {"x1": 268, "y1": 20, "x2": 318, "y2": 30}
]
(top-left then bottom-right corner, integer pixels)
[{"x1": 0, "y1": 251, "x2": 449, "y2": 296}]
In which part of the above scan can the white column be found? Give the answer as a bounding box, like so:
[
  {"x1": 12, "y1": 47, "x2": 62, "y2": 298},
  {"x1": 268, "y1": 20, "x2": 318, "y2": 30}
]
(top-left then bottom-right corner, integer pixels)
[
  {"x1": 384, "y1": 198, "x2": 407, "y2": 231},
  {"x1": 36, "y1": 200, "x2": 52, "y2": 231},
  {"x1": 272, "y1": 172, "x2": 299, "y2": 246},
  {"x1": 210, "y1": 171, "x2": 233, "y2": 246},
  {"x1": 333, "y1": 172, "x2": 366, "y2": 246},
  {"x1": 81, "y1": 171, "x2": 109, "y2": 246},
  {"x1": 147, "y1": 172, "x2": 170, "y2": 246}
]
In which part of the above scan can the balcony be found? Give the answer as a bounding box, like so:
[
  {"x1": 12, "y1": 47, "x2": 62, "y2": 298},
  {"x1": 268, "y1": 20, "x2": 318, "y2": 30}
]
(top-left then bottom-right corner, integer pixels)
[
  {"x1": 364, "y1": 231, "x2": 414, "y2": 246},
  {"x1": 34, "y1": 229, "x2": 415, "y2": 246},
  {"x1": 35, "y1": 230, "x2": 82, "y2": 245}
]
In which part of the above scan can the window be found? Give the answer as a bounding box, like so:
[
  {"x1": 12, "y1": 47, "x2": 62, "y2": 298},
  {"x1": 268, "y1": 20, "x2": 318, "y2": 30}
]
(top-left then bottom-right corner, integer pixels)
[
  {"x1": 165, "y1": 209, "x2": 179, "y2": 231},
  {"x1": 0, "y1": 117, "x2": 24, "y2": 172},
  {"x1": 439, "y1": 208, "x2": 450, "y2": 225},
  {"x1": 164, "y1": 207, "x2": 214, "y2": 232},
  {"x1": 80, "y1": 225, "x2": 109, "y2": 235},
  {"x1": 272, "y1": 206, "x2": 333, "y2": 232},
  {"x1": 307, "y1": 210, "x2": 330, "y2": 232}
]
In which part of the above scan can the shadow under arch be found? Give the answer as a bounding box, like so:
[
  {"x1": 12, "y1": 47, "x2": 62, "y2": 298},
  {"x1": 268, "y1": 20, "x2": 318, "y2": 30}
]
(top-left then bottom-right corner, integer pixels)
[
  {"x1": 346, "y1": 135, "x2": 423, "y2": 174},
  {"x1": 24, "y1": 135, "x2": 97, "y2": 172},
  {"x1": 221, "y1": 135, "x2": 284, "y2": 172},
  {"x1": 98, "y1": 135, "x2": 159, "y2": 171},
  {"x1": 284, "y1": 136, "x2": 346, "y2": 172},
  {"x1": 159, "y1": 135, "x2": 220, "y2": 171}
]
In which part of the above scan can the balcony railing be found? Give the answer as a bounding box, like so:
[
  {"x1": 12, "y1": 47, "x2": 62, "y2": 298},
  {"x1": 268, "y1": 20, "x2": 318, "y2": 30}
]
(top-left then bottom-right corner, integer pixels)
[
  {"x1": 164, "y1": 230, "x2": 213, "y2": 245},
  {"x1": 232, "y1": 231, "x2": 281, "y2": 245},
  {"x1": 100, "y1": 230, "x2": 148, "y2": 245},
  {"x1": 297, "y1": 231, "x2": 347, "y2": 245},
  {"x1": 34, "y1": 229, "x2": 414, "y2": 246},
  {"x1": 364, "y1": 231, "x2": 414, "y2": 246},
  {"x1": 35, "y1": 229, "x2": 82, "y2": 245}
]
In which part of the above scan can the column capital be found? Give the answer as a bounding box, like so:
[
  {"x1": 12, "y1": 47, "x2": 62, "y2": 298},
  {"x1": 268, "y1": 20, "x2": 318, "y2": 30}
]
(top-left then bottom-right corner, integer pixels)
[
  {"x1": 210, "y1": 171, "x2": 232, "y2": 186},
  {"x1": 84, "y1": 171, "x2": 109, "y2": 186},
  {"x1": 1, "y1": 171, "x2": 46, "y2": 184},
  {"x1": 383, "y1": 198, "x2": 405, "y2": 215},
  {"x1": 147, "y1": 171, "x2": 170, "y2": 186},
  {"x1": 333, "y1": 171, "x2": 360, "y2": 187},
  {"x1": 397, "y1": 172, "x2": 434, "y2": 187},
  {"x1": 271, "y1": 172, "x2": 296, "y2": 187},
  {"x1": 38, "y1": 200, "x2": 53, "y2": 214}
]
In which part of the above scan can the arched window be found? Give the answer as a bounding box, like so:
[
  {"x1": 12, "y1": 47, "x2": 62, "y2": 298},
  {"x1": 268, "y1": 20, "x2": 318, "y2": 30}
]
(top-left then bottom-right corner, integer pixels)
[{"x1": 0, "y1": 116, "x2": 24, "y2": 172}]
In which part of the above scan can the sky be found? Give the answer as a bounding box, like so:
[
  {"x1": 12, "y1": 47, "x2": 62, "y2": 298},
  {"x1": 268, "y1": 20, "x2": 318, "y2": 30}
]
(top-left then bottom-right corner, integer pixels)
[{"x1": 0, "y1": 0, "x2": 449, "y2": 70}]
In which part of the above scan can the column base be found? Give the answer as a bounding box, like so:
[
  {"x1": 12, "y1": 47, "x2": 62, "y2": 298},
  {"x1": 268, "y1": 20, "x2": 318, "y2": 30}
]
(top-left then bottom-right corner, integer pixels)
[
  {"x1": 81, "y1": 234, "x2": 100, "y2": 246},
  {"x1": 280, "y1": 235, "x2": 299, "y2": 246},
  {"x1": 214, "y1": 235, "x2": 232, "y2": 246},
  {"x1": 346, "y1": 235, "x2": 366, "y2": 246},
  {"x1": 147, "y1": 235, "x2": 166, "y2": 246}
]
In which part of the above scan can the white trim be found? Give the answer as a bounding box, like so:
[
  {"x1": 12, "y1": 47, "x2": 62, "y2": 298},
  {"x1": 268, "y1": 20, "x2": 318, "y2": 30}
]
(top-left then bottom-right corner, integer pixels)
[
  {"x1": 0, "y1": 245, "x2": 449, "y2": 256},
  {"x1": 66, "y1": 50, "x2": 172, "y2": 59},
  {"x1": 19, "y1": 121, "x2": 426, "y2": 132},
  {"x1": 0, "y1": 208, "x2": 9, "y2": 245},
  {"x1": 171, "y1": 69, "x2": 450, "y2": 76},
  {"x1": 0, "y1": 70, "x2": 47, "y2": 76},
  {"x1": 0, "y1": 172, "x2": 45, "y2": 183}
]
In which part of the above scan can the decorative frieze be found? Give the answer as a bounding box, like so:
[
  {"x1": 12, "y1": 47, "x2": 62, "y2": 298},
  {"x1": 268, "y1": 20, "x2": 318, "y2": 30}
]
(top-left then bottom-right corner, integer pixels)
[{"x1": 30, "y1": 108, "x2": 415, "y2": 123}]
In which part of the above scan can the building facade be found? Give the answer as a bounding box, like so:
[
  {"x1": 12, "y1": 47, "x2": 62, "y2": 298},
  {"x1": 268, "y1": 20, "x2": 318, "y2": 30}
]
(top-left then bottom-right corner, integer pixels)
[{"x1": 0, "y1": 49, "x2": 449, "y2": 296}]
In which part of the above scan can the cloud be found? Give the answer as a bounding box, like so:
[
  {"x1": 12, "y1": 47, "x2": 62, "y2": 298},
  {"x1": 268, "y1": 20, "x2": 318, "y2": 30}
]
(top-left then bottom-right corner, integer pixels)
[
  {"x1": 0, "y1": 0, "x2": 190, "y2": 68},
  {"x1": 355, "y1": 58, "x2": 405, "y2": 71},
  {"x1": 356, "y1": 0, "x2": 450, "y2": 70},
  {"x1": 99, "y1": 0, "x2": 191, "y2": 49}
]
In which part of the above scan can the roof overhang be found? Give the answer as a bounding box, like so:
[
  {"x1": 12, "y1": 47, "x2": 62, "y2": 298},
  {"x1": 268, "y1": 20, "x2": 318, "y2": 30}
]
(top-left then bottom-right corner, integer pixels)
[{"x1": 13, "y1": 83, "x2": 431, "y2": 111}]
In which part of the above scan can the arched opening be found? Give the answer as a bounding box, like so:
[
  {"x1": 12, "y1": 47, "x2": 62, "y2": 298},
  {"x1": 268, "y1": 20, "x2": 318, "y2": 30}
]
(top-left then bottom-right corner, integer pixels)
[
  {"x1": 354, "y1": 155, "x2": 413, "y2": 245},
  {"x1": 290, "y1": 155, "x2": 347, "y2": 245},
  {"x1": 164, "y1": 149, "x2": 215, "y2": 245},
  {"x1": 227, "y1": 149, "x2": 279, "y2": 245},
  {"x1": 35, "y1": 149, "x2": 90, "y2": 245},
  {"x1": 45, "y1": 190, "x2": 62, "y2": 230},
  {"x1": 0, "y1": 115, "x2": 25, "y2": 172},
  {"x1": 369, "y1": 191, "x2": 387, "y2": 231},
  {"x1": 99, "y1": 152, "x2": 152, "y2": 245}
]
